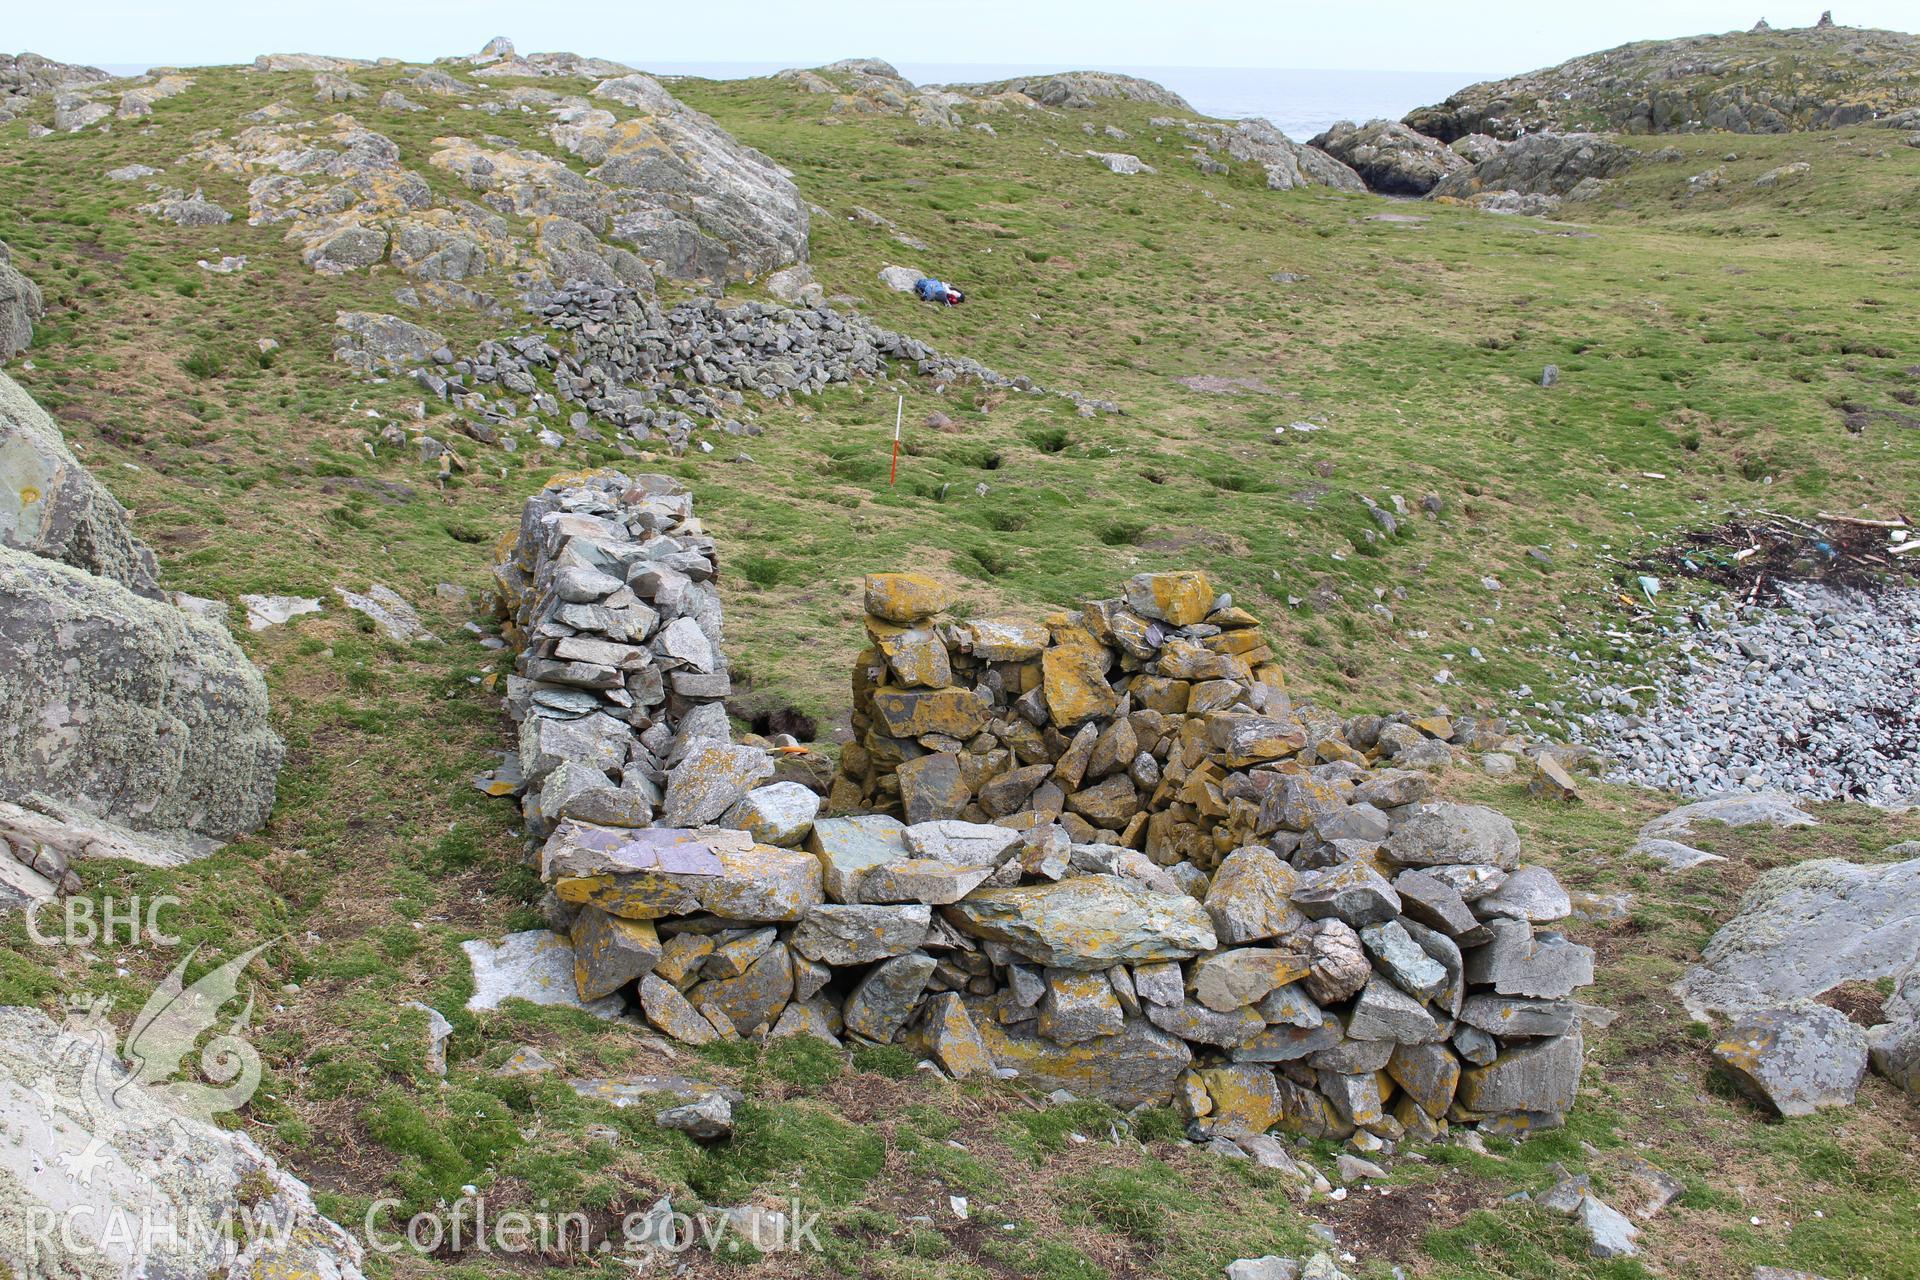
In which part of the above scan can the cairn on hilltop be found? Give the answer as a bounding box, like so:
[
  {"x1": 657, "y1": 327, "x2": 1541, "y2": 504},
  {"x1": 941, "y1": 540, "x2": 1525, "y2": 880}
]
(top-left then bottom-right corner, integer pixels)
[{"x1": 492, "y1": 489, "x2": 1595, "y2": 1149}]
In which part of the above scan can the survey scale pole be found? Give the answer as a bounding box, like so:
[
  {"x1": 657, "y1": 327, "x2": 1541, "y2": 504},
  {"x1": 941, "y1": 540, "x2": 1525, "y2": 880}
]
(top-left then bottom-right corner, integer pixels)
[{"x1": 889, "y1": 394, "x2": 903, "y2": 485}]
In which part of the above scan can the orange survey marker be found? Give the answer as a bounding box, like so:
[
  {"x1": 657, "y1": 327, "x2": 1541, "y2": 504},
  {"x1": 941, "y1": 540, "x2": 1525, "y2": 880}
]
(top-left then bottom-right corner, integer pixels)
[{"x1": 889, "y1": 395, "x2": 902, "y2": 485}]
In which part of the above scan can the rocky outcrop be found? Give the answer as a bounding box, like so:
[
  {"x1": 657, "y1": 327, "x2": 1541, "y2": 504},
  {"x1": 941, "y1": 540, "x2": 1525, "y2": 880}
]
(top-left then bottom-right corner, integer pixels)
[
  {"x1": 0, "y1": 241, "x2": 43, "y2": 360},
  {"x1": 1711, "y1": 1002, "x2": 1869, "y2": 1116},
  {"x1": 0, "y1": 372, "x2": 282, "y2": 875},
  {"x1": 1430, "y1": 133, "x2": 1637, "y2": 200},
  {"x1": 1869, "y1": 962, "x2": 1919, "y2": 1097},
  {"x1": 1309, "y1": 119, "x2": 1469, "y2": 195},
  {"x1": 459, "y1": 38, "x2": 633, "y2": 80},
  {"x1": 938, "y1": 71, "x2": 1193, "y2": 112},
  {"x1": 777, "y1": 60, "x2": 964, "y2": 129},
  {"x1": 0, "y1": 50, "x2": 108, "y2": 120},
  {"x1": 1, "y1": 371, "x2": 159, "y2": 596},
  {"x1": 0, "y1": 548, "x2": 284, "y2": 846},
  {"x1": 559, "y1": 74, "x2": 809, "y2": 280},
  {"x1": 1405, "y1": 24, "x2": 1920, "y2": 140},
  {"x1": 1677, "y1": 857, "x2": 1920, "y2": 1017},
  {"x1": 0, "y1": 1005, "x2": 365, "y2": 1280},
  {"x1": 1183, "y1": 119, "x2": 1367, "y2": 193},
  {"x1": 191, "y1": 77, "x2": 806, "y2": 284}
]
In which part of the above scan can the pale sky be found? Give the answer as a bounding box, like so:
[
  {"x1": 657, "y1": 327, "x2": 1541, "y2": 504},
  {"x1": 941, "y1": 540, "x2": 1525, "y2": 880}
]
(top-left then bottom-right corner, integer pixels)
[{"x1": 12, "y1": 0, "x2": 1918, "y2": 78}]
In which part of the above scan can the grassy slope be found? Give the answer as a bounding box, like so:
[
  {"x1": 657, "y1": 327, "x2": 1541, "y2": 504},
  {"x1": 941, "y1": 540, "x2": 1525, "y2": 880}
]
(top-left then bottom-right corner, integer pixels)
[{"x1": 0, "y1": 63, "x2": 1915, "y2": 1279}]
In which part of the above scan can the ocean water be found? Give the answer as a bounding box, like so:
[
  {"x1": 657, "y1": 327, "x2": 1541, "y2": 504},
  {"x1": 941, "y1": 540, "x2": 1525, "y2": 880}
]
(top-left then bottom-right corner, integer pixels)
[{"x1": 641, "y1": 62, "x2": 1490, "y2": 141}]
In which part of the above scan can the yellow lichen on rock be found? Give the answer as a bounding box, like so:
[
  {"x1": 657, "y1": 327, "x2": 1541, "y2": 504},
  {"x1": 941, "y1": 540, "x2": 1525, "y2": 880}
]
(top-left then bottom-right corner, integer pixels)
[{"x1": 864, "y1": 572, "x2": 952, "y2": 623}]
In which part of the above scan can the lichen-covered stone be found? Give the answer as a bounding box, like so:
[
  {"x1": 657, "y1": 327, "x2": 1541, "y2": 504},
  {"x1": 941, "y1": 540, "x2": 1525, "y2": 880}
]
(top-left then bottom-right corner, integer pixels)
[
  {"x1": 897, "y1": 751, "x2": 969, "y2": 823},
  {"x1": 1147, "y1": 998, "x2": 1266, "y2": 1048},
  {"x1": 865, "y1": 572, "x2": 952, "y2": 623},
  {"x1": 967, "y1": 999, "x2": 1191, "y2": 1105},
  {"x1": 0, "y1": 545, "x2": 283, "y2": 844},
  {"x1": 662, "y1": 743, "x2": 775, "y2": 826},
  {"x1": 1041, "y1": 643, "x2": 1118, "y2": 728},
  {"x1": 870, "y1": 686, "x2": 990, "y2": 739},
  {"x1": 844, "y1": 950, "x2": 937, "y2": 1041},
  {"x1": 1198, "y1": 1063, "x2": 1344, "y2": 1138},
  {"x1": 944, "y1": 874, "x2": 1218, "y2": 970},
  {"x1": 1206, "y1": 847, "x2": 1306, "y2": 942},
  {"x1": 689, "y1": 941, "x2": 793, "y2": 1037},
  {"x1": 719, "y1": 781, "x2": 819, "y2": 847},
  {"x1": 1712, "y1": 1003, "x2": 1868, "y2": 1117},
  {"x1": 1457, "y1": 1027, "x2": 1583, "y2": 1115},
  {"x1": 1295, "y1": 861, "x2": 1402, "y2": 927},
  {"x1": 913, "y1": 991, "x2": 994, "y2": 1076},
  {"x1": 640, "y1": 973, "x2": 719, "y2": 1044},
  {"x1": 547, "y1": 826, "x2": 823, "y2": 922},
  {"x1": 1038, "y1": 967, "x2": 1125, "y2": 1042},
  {"x1": 1190, "y1": 946, "x2": 1313, "y2": 1011},
  {"x1": 1125, "y1": 570, "x2": 1214, "y2": 625},
  {"x1": 808, "y1": 812, "x2": 909, "y2": 901},
  {"x1": 571, "y1": 907, "x2": 662, "y2": 1000},
  {"x1": 1385, "y1": 803, "x2": 1522, "y2": 869},
  {"x1": 1387, "y1": 1041, "x2": 1461, "y2": 1117},
  {"x1": 790, "y1": 903, "x2": 931, "y2": 966}
]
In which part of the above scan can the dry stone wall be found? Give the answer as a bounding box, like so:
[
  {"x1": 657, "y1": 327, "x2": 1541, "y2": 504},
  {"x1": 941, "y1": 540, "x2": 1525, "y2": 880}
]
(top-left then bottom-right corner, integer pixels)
[
  {"x1": 491, "y1": 470, "x2": 823, "y2": 843},
  {"x1": 488, "y1": 534, "x2": 1597, "y2": 1150}
]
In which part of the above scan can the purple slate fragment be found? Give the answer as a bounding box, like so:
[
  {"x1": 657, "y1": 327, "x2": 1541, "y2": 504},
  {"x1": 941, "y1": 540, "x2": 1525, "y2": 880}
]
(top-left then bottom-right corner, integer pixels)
[{"x1": 552, "y1": 821, "x2": 726, "y2": 877}]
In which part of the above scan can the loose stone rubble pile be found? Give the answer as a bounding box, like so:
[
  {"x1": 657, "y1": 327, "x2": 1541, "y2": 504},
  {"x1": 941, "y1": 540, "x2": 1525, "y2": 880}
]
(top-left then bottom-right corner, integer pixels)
[
  {"x1": 522, "y1": 283, "x2": 1116, "y2": 444},
  {"x1": 371, "y1": 283, "x2": 1119, "y2": 458},
  {"x1": 1576, "y1": 583, "x2": 1920, "y2": 806},
  {"x1": 488, "y1": 530, "x2": 1597, "y2": 1149}
]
